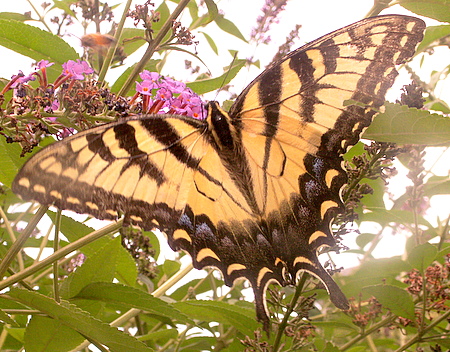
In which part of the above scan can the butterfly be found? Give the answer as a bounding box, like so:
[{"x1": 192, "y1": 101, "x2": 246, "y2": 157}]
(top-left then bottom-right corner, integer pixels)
[{"x1": 12, "y1": 15, "x2": 425, "y2": 331}]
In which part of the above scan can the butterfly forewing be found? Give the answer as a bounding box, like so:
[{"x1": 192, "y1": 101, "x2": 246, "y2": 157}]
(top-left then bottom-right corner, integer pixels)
[
  {"x1": 13, "y1": 115, "x2": 210, "y2": 226},
  {"x1": 12, "y1": 15, "x2": 425, "y2": 332}
]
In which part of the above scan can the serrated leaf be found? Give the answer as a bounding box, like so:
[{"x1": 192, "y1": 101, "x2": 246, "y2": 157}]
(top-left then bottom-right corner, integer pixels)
[
  {"x1": 186, "y1": 59, "x2": 246, "y2": 94},
  {"x1": 214, "y1": 15, "x2": 246, "y2": 42},
  {"x1": 173, "y1": 300, "x2": 258, "y2": 336},
  {"x1": 8, "y1": 289, "x2": 153, "y2": 352},
  {"x1": 362, "y1": 284, "x2": 416, "y2": 321},
  {"x1": 407, "y1": 243, "x2": 438, "y2": 272},
  {"x1": 364, "y1": 103, "x2": 450, "y2": 146},
  {"x1": 0, "y1": 20, "x2": 78, "y2": 82},
  {"x1": 138, "y1": 328, "x2": 178, "y2": 343},
  {"x1": 24, "y1": 316, "x2": 84, "y2": 352},
  {"x1": 76, "y1": 282, "x2": 193, "y2": 325},
  {"x1": 398, "y1": 0, "x2": 450, "y2": 23}
]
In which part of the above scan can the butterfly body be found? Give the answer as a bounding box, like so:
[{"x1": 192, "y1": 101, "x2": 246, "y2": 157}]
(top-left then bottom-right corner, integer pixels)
[{"x1": 12, "y1": 15, "x2": 425, "y2": 331}]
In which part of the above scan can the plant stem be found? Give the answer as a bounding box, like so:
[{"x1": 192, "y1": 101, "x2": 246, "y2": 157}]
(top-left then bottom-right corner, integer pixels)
[
  {"x1": 273, "y1": 273, "x2": 308, "y2": 351},
  {"x1": 0, "y1": 205, "x2": 48, "y2": 279},
  {"x1": 394, "y1": 310, "x2": 450, "y2": 352},
  {"x1": 97, "y1": 0, "x2": 133, "y2": 83},
  {"x1": 0, "y1": 206, "x2": 25, "y2": 271},
  {"x1": 365, "y1": 0, "x2": 392, "y2": 18},
  {"x1": 52, "y1": 210, "x2": 61, "y2": 303},
  {"x1": 118, "y1": 0, "x2": 192, "y2": 96},
  {"x1": 0, "y1": 220, "x2": 122, "y2": 291},
  {"x1": 340, "y1": 313, "x2": 397, "y2": 351}
]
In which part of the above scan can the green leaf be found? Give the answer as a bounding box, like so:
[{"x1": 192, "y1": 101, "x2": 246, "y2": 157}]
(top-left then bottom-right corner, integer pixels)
[
  {"x1": 187, "y1": 59, "x2": 246, "y2": 95},
  {"x1": 200, "y1": 31, "x2": 218, "y2": 54},
  {"x1": 362, "y1": 284, "x2": 416, "y2": 321},
  {"x1": 320, "y1": 342, "x2": 340, "y2": 352},
  {"x1": 345, "y1": 257, "x2": 411, "y2": 296},
  {"x1": 0, "y1": 20, "x2": 78, "y2": 82},
  {"x1": 8, "y1": 289, "x2": 154, "y2": 352},
  {"x1": 0, "y1": 12, "x2": 31, "y2": 22},
  {"x1": 75, "y1": 282, "x2": 193, "y2": 324},
  {"x1": 357, "y1": 178, "x2": 386, "y2": 209},
  {"x1": 0, "y1": 137, "x2": 25, "y2": 188},
  {"x1": 204, "y1": 0, "x2": 219, "y2": 21},
  {"x1": 361, "y1": 209, "x2": 436, "y2": 231},
  {"x1": 355, "y1": 233, "x2": 377, "y2": 249},
  {"x1": 0, "y1": 309, "x2": 18, "y2": 326},
  {"x1": 120, "y1": 28, "x2": 146, "y2": 57},
  {"x1": 152, "y1": 2, "x2": 170, "y2": 33},
  {"x1": 407, "y1": 243, "x2": 438, "y2": 272},
  {"x1": 214, "y1": 15, "x2": 247, "y2": 42},
  {"x1": 364, "y1": 103, "x2": 450, "y2": 146},
  {"x1": 59, "y1": 237, "x2": 136, "y2": 298},
  {"x1": 138, "y1": 328, "x2": 178, "y2": 343},
  {"x1": 417, "y1": 25, "x2": 450, "y2": 53},
  {"x1": 422, "y1": 175, "x2": 450, "y2": 196},
  {"x1": 169, "y1": 277, "x2": 223, "y2": 301},
  {"x1": 1, "y1": 136, "x2": 55, "y2": 189},
  {"x1": 52, "y1": 0, "x2": 77, "y2": 17},
  {"x1": 24, "y1": 316, "x2": 84, "y2": 352},
  {"x1": 398, "y1": 0, "x2": 450, "y2": 23},
  {"x1": 173, "y1": 300, "x2": 258, "y2": 336},
  {"x1": 392, "y1": 175, "x2": 450, "y2": 210}
]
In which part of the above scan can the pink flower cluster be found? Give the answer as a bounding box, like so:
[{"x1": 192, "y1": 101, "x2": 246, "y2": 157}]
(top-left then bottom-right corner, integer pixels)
[{"x1": 134, "y1": 71, "x2": 206, "y2": 119}]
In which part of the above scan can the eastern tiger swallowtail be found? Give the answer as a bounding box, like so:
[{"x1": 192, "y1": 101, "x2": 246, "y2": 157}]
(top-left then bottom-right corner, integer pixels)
[{"x1": 12, "y1": 15, "x2": 425, "y2": 331}]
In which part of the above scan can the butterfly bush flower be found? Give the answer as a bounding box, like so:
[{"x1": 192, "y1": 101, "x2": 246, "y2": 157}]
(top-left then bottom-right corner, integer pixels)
[
  {"x1": 34, "y1": 60, "x2": 54, "y2": 87},
  {"x1": 62, "y1": 59, "x2": 94, "y2": 80},
  {"x1": 1, "y1": 60, "x2": 206, "y2": 155},
  {"x1": 133, "y1": 70, "x2": 206, "y2": 119},
  {"x1": 53, "y1": 59, "x2": 94, "y2": 89}
]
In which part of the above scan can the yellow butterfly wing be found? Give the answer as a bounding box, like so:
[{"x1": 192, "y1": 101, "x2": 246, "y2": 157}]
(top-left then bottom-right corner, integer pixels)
[{"x1": 12, "y1": 15, "x2": 425, "y2": 332}]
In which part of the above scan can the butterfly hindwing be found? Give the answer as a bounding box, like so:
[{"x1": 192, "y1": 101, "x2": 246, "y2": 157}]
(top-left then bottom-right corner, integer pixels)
[{"x1": 12, "y1": 15, "x2": 425, "y2": 332}]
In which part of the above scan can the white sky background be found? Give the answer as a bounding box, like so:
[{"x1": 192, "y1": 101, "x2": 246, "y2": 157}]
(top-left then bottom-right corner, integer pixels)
[{"x1": 1, "y1": 1, "x2": 449, "y2": 265}]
